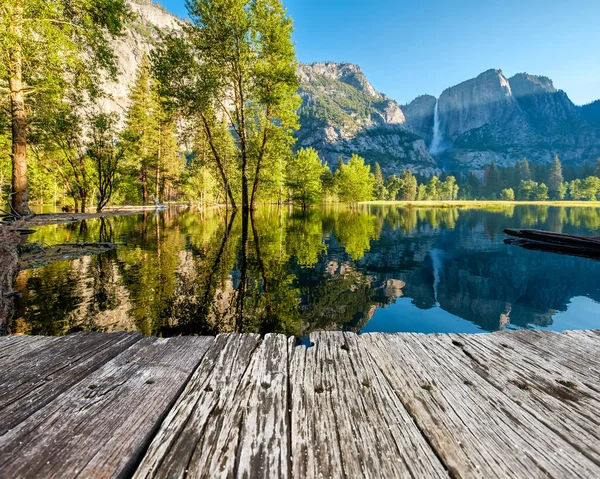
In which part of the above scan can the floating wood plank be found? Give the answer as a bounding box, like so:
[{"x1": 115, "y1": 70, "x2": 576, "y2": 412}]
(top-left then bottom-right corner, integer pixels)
[
  {"x1": 439, "y1": 333, "x2": 600, "y2": 464},
  {"x1": 0, "y1": 332, "x2": 141, "y2": 435},
  {"x1": 289, "y1": 332, "x2": 448, "y2": 479},
  {"x1": 0, "y1": 336, "x2": 212, "y2": 479},
  {"x1": 362, "y1": 332, "x2": 600, "y2": 478}
]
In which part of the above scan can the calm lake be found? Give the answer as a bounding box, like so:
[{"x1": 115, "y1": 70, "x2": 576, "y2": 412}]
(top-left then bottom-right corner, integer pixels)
[{"x1": 11, "y1": 205, "x2": 600, "y2": 337}]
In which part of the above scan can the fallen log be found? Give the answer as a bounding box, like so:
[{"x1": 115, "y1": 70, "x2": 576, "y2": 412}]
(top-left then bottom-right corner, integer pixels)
[
  {"x1": 18, "y1": 242, "x2": 118, "y2": 270},
  {"x1": 504, "y1": 229, "x2": 600, "y2": 259}
]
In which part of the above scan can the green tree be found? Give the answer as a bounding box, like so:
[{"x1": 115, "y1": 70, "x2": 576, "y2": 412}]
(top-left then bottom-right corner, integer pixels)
[
  {"x1": 594, "y1": 158, "x2": 600, "y2": 178},
  {"x1": 500, "y1": 188, "x2": 515, "y2": 201},
  {"x1": 286, "y1": 148, "x2": 324, "y2": 209},
  {"x1": 121, "y1": 55, "x2": 159, "y2": 203},
  {"x1": 152, "y1": 0, "x2": 300, "y2": 211},
  {"x1": 373, "y1": 161, "x2": 387, "y2": 200},
  {"x1": 1, "y1": 0, "x2": 130, "y2": 215},
  {"x1": 548, "y1": 156, "x2": 565, "y2": 200},
  {"x1": 425, "y1": 176, "x2": 440, "y2": 200},
  {"x1": 484, "y1": 161, "x2": 501, "y2": 197},
  {"x1": 398, "y1": 170, "x2": 418, "y2": 201},
  {"x1": 335, "y1": 154, "x2": 375, "y2": 204},
  {"x1": 87, "y1": 113, "x2": 123, "y2": 212},
  {"x1": 439, "y1": 175, "x2": 458, "y2": 200},
  {"x1": 521, "y1": 158, "x2": 532, "y2": 181},
  {"x1": 320, "y1": 164, "x2": 335, "y2": 202},
  {"x1": 579, "y1": 177, "x2": 600, "y2": 200},
  {"x1": 385, "y1": 174, "x2": 401, "y2": 201}
]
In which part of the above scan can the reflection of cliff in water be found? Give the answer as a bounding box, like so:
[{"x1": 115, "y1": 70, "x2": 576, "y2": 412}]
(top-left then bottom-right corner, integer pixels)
[
  {"x1": 10, "y1": 205, "x2": 600, "y2": 336},
  {"x1": 350, "y1": 207, "x2": 600, "y2": 332}
]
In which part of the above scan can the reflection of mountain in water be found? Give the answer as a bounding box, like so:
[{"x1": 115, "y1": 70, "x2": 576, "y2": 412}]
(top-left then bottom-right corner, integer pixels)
[{"x1": 11, "y1": 205, "x2": 600, "y2": 336}]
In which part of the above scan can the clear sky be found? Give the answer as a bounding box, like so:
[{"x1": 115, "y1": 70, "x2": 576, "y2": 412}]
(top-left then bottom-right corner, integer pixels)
[{"x1": 158, "y1": 0, "x2": 600, "y2": 105}]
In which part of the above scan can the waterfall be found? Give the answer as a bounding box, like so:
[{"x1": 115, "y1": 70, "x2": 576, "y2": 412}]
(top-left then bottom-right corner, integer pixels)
[{"x1": 429, "y1": 99, "x2": 444, "y2": 155}]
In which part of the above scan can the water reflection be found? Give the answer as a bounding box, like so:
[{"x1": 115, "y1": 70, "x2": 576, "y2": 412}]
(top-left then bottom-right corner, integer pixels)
[{"x1": 11, "y1": 205, "x2": 600, "y2": 336}]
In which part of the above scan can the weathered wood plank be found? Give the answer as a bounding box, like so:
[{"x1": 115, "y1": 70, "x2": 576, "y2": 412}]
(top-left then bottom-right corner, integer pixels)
[
  {"x1": 362, "y1": 332, "x2": 600, "y2": 478},
  {"x1": 134, "y1": 333, "x2": 284, "y2": 478},
  {"x1": 0, "y1": 332, "x2": 141, "y2": 435},
  {"x1": 0, "y1": 335, "x2": 57, "y2": 362},
  {"x1": 441, "y1": 332, "x2": 600, "y2": 464},
  {"x1": 0, "y1": 336, "x2": 212, "y2": 479},
  {"x1": 498, "y1": 330, "x2": 600, "y2": 386},
  {"x1": 289, "y1": 332, "x2": 448, "y2": 478}
]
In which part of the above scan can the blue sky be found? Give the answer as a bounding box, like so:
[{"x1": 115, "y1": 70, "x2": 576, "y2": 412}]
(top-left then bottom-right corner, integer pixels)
[{"x1": 159, "y1": 0, "x2": 600, "y2": 105}]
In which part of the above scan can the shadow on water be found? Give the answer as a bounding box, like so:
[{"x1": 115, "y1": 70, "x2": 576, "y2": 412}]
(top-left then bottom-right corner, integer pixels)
[{"x1": 9, "y1": 204, "x2": 600, "y2": 337}]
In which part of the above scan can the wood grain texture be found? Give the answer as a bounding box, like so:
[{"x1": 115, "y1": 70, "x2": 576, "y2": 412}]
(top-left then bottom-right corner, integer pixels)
[
  {"x1": 0, "y1": 330, "x2": 598, "y2": 478},
  {"x1": 362, "y1": 332, "x2": 600, "y2": 478},
  {"x1": 134, "y1": 333, "x2": 286, "y2": 479},
  {"x1": 498, "y1": 330, "x2": 600, "y2": 387},
  {"x1": 442, "y1": 332, "x2": 600, "y2": 465},
  {"x1": 0, "y1": 336, "x2": 212, "y2": 479},
  {"x1": 289, "y1": 332, "x2": 448, "y2": 479},
  {"x1": 0, "y1": 332, "x2": 141, "y2": 434},
  {"x1": 0, "y1": 335, "x2": 57, "y2": 362}
]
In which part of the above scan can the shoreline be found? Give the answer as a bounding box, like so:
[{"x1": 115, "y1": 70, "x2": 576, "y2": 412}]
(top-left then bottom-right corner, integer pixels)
[
  {"x1": 360, "y1": 200, "x2": 600, "y2": 208},
  {"x1": 24, "y1": 206, "x2": 176, "y2": 226}
]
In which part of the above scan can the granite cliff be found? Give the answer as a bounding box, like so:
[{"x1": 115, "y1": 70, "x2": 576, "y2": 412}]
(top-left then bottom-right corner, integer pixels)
[
  {"x1": 296, "y1": 63, "x2": 440, "y2": 176},
  {"x1": 402, "y1": 69, "x2": 600, "y2": 171}
]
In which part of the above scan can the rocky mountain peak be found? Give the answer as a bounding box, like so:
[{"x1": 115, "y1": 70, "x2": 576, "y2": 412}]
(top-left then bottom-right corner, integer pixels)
[
  {"x1": 509, "y1": 73, "x2": 557, "y2": 98},
  {"x1": 437, "y1": 68, "x2": 519, "y2": 141},
  {"x1": 298, "y1": 62, "x2": 381, "y2": 99},
  {"x1": 99, "y1": 0, "x2": 181, "y2": 124}
]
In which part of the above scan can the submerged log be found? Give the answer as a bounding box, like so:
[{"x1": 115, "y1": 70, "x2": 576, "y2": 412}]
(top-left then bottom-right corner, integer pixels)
[
  {"x1": 18, "y1": 242, "x2": 118, "y2": 270},
  {"x1": 504, "y1": 229, "x2": 600, "y2": 259}
]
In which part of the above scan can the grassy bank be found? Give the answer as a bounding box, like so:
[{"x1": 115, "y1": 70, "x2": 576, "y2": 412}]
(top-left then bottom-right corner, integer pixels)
[{"x1": 361, "y1": 200, "x2": 600, "y2": 208}]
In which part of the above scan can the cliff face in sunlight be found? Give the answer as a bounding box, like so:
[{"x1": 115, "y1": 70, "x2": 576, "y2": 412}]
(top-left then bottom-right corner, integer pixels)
[
  {"x1": 422, "y1": 70, "x2": 600, "y2": 171},
  {"x1": 296, "y1": 63, "x2": 440, "y2": 176},
  {"x1": 98, "y1": 0, "x2": 182, "y2": 126}
]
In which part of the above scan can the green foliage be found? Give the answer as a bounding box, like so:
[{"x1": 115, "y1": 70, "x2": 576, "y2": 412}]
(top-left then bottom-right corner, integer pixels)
[
  {"x1": 286, "y1": 148, "x2": 325, "y2": 208},
  {"x1": 414, "y1": 175, "x2": 459, "y2": 201},
  {"x1": 335, "y1": 154, "x2": 375, "y2": 203},
  {"x1": 1, "y1": 0, "x2": 131, "y2": 213},
  {"x1": 568, "y1": 177, "x2": 600, "y2": 201},
  {"x1": 518, "y1": 180, "x2": 549, "y2": 201},
  {"x1": 152, "y1": 0, "x2": 300, "y2": 209},
  {"x1": 500, "y1": 188, "x2": 515, "y2": 201},
  {"x1": 87, "y1": 112, "x2": 123, "y2": 212},
  {"x1": 548, "y1": 156, "x2": 564, "y2": 199}
]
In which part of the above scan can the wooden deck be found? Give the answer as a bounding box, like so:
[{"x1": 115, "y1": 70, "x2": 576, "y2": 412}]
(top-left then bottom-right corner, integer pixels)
[{"x1": 0, "y1": 330, "x2": 598, "y2": 478}]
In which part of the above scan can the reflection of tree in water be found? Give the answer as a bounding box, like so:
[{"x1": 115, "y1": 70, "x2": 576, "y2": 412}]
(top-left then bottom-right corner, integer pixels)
[
  {"x1": 12, "y1": 204, "x2": 600, "y2": 336},
  {"x1": 13, "y1": 261, "x2": 85, "y2": 335}
]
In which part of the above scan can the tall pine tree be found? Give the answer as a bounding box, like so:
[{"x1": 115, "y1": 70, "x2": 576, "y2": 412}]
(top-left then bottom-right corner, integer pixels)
[{"x1": 548, "y1": 155, "x2": 565, "y2": 200}]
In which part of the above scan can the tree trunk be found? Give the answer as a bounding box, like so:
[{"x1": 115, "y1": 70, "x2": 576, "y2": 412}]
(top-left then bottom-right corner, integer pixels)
[
  {"x1": 8, "y1": 0, "x2": 29, "y2": 216},
  {"x1": 241, "y1": 162, "x2": 250, "y2": 212},
  {"x1": 142, "y1": 170, "x2": 147, "y2": 203},
  {"x1": 80, "y1": 192, "x2": 87, "y2": 213},
  {"x1": 156, "y1": 130, "x2": 161, "y2": 199}
]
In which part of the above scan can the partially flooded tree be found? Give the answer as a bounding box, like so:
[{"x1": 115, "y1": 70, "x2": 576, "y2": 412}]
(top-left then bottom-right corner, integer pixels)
[
  {"x1": 87, "y1": 112, "x2": 123, "y2": 212},
  {"x1": 152, "y1": 0, "x2": 300, "y2": 211},
  {"x1": 0, "y1": 0, "x2": 130, "y2": 215}
]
